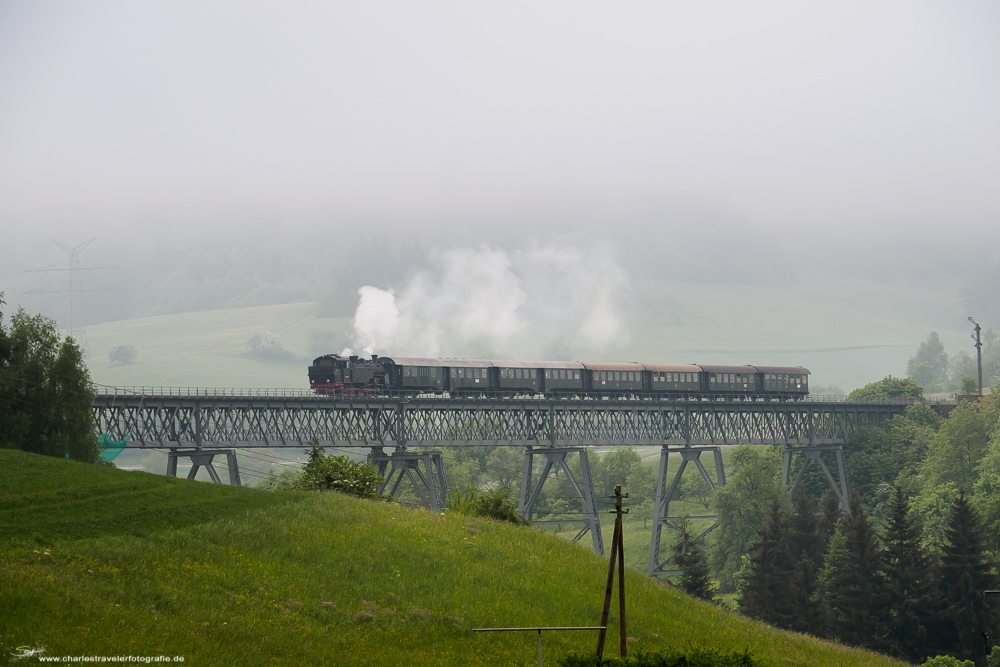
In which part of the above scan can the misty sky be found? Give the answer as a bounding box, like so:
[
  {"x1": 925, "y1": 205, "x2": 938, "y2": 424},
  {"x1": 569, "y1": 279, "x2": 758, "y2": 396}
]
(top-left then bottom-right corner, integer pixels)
[{"x1": 2, "y1": 1, "x2": 999, "y2": 246}]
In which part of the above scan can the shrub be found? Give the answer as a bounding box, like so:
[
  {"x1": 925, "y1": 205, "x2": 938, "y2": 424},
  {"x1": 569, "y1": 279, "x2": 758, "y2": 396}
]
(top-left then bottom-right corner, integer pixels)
[
  {"x1": 920, "y1": 656, "x2": 974, "y2": 667},
  {"x1": 247, "y1": 330, "x2": 292, "y2": 359},
  {"x1": 296, "y1": 447, "x2": 383, "y2": 499},
  {"x1": 448, "y1": 486, "x2": 528, "y2": 525},
  {"x1": 108, "y1": 344, "x2": 138, "y2": 365}
]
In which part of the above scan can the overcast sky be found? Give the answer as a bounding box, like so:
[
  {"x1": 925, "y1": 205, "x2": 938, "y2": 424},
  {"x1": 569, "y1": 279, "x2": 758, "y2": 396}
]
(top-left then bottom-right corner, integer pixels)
[{"x1": 1, "y1": 1, "x2": 999, "y2": 247}]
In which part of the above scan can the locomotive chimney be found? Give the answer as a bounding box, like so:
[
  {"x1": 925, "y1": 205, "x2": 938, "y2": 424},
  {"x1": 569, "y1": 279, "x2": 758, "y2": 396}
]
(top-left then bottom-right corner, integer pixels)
[{"x1": 371, "y1": 354, "x2": 378, "y2": 362}]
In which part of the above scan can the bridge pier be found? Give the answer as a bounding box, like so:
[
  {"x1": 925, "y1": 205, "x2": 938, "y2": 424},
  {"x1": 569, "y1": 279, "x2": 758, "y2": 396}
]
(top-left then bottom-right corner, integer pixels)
[
  {"x1": 781, "y1": 444, "x2": 849, "y2": 510},
  {"x1": 648, "y1": 445, "x2": 725, "y2": 578},
  {"x1": 368, "y1": 448, "x2": 449, "y2": 511},
  {"x1": 518, "y1": 446, "x2": 604, "y2": 556},
  {"x1": 166, "y1": 448, "x2": 241, "y2": 486}
]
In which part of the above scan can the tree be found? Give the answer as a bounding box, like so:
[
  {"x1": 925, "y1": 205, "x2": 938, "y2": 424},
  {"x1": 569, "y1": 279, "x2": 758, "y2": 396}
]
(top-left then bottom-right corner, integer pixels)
[
  {"x1": 846, "y1": 403, "x2": 938, "y2": 505},
  {"x1": 920, "y1": 400, "x2": 992, "y2": 491},
  {"x1": 0, "y1": 297, "x2": 98, "y2": 462},
  {"x1": 974, "y1": 423, "x2": 1000, "y2": 552},
  {"x1": 937, "y1": 490, "x2": 998, "y2": 663},
  {"x1": 247, "y1": 330, "x2": 292, "y2": 360},
  {"x1": 818, "y1": 523, "x2": 847, "y2": 638},
  {"x1": 832, "y1": 491, "x2": 887, "y2": 651},
  {"x1": 591, "y1": 447, "x2": 642, "y2": 503},
  {"x1": 672, "y1": 516, "x2": 716, "y2": 602},
  {"x1": 848, "y1": 376, "x2": 923, "y2": 401},
  {"x1": 785, "y1": 489, "x2": 824, "y2": 636},
  {"x1": 108, "y1": 344, "x2": 138, "y2": 365},
  {"x1": 711, "y1": 446, "x2": 787, "y2": 585},
  {"x1": 484, "y1": 446, "x2": 523, "y2": 489},
  {"x1": 737, "y1": 499, "x2": 794, "y2": 628},
  {"x1": 907, "y1": 332, "x2": 949, "y2": 393},
  {"x1": 881, "y1": 485, "x2": 937, "y2": 663}
]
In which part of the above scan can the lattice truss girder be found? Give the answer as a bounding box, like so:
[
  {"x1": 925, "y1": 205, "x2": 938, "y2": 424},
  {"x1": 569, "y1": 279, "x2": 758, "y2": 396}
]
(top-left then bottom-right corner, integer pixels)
[{"x1": 92, "y1": 396, "x2": 906, "y2": 448}]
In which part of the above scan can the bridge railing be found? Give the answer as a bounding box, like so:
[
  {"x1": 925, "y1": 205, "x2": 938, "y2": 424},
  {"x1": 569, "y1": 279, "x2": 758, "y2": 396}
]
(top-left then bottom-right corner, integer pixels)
[{"x1": 93, "y1": 385, "x2": 317, "y2": 398}]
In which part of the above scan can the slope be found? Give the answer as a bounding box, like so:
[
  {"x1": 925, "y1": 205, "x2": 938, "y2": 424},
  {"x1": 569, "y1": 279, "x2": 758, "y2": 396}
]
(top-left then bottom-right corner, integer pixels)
[{"x1": 0, "y1": 450, "x2": 906, "y2": 667}]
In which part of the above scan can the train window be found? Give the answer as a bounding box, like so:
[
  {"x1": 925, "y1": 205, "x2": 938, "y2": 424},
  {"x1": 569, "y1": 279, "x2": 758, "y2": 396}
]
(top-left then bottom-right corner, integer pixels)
[
  {"x1": 544, "y1": 370, "x2": 550, "y2": 379},
  {"x1": 451, "y1": 369, "x2": 456, "y2": 378},
  {"x1": 600, "y1": 372, "x2": 606, "y2": 381},
  {"x1": 559, "y1": 370, "x2": 566, "y2": 380},
  {"x1": 574, "y1": 371, "x2": 580, "y2": 380},
  {"x1": 611, "y1": 372, "x2": 617, "y2": 381}
]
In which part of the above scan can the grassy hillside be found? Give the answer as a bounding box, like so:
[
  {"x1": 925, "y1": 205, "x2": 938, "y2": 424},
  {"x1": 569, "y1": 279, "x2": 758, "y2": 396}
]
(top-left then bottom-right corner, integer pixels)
[{"x1": 0, "y1": 450, "x2": 906, "y2": 667}]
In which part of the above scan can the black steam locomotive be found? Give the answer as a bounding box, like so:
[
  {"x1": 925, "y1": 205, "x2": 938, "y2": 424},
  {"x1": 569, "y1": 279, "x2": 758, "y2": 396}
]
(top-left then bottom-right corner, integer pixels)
[{"x1": 308, "y1": 354, "x2": 810, "y2": 400}]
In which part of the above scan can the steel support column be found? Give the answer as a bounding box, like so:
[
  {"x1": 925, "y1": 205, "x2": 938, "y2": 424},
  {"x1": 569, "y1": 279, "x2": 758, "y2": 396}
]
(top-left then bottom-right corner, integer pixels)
[
  {"x1": 648, "y1": 445, "x2": 725, "y2": 577},
  {"x1": 518, "y1": 446, "x2": 604, "y2": 556},
  {"x1": 166, "y1": 448, "x2": 241, "y2": 486},
  {"x1": 781, "y1": 445, "x2": 849, "y2": 510},
  {"x1": 370, "y1": 449, "x2": 448, "y2": 510}
]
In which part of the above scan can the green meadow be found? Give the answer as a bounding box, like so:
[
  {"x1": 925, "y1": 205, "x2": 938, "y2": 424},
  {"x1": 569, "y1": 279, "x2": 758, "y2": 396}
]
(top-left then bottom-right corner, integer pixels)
[{"x1": 0, "y1": 450, "x2": 907, "y2": 666}]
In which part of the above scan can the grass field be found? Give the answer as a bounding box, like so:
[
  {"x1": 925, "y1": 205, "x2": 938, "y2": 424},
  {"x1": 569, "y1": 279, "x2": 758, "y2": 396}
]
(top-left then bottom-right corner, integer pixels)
[{"x1": 0, "y1": 449, "x2": 908, "y2": 667}]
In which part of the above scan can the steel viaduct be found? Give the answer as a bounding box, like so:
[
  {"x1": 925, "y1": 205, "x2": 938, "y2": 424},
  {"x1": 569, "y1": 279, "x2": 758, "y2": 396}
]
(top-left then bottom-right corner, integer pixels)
[{"x1": 92, "y1": 389, "x2": 908, "y2": 577}]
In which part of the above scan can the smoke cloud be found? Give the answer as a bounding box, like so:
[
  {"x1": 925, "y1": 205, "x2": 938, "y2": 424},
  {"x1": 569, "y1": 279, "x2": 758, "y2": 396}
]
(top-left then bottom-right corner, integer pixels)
[{"x1": 346, "y1": 243, "x2": 628, "y2": 358}]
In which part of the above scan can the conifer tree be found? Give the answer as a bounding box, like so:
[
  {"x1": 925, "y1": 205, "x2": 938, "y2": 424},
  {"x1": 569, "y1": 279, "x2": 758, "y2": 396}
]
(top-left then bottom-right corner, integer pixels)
[
  {"x1": 818, "y1": 522, "x2": 847, "y2": 638},
  {"x1": 672, "y1": 517, "x2": 716, "y2": 602},
  {"x1": 832, "y1": 490, "x2": 887, "y2": 651},
  {"x1": 937, "y1": 489, "x2": 998, "y2": 663},
  {"x1": 738, "y1": 498, "x2": 793, "y2": 628},
  {"x1": 785, "y1": 488, "x2": 824, "y2": 635},
  {"x1": 882, "y1": 485, "x2": 936, "y2": 663},
  {"x1": 818, "y1": 487, "x2": 842, "y2": 547}
]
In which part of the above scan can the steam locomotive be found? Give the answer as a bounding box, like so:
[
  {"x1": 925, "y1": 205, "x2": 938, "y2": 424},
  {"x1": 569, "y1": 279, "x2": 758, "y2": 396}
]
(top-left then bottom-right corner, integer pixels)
[{"x1": 308, "y1": 354, "x2": 810, "y2": 400}]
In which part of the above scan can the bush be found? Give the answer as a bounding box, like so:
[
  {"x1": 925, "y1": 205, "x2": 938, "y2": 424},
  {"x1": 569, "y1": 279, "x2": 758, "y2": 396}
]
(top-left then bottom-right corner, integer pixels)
[
  {"x1": 920, "y1": 656, "x2": 974, "y2": 667},
  {"x1": 108, "y1": 344, "x2": 138, "y2": 365},
  {"x1": 296, "y1": 447, "x2": 383, "y2": 499},
  {"x1": 557, "y1": 647, "x2": 760, "y2": 667},
  {"x1": 448, "y1": 486, "x2": 528, "y2": 525},
  {"x1": 247, "y1": 330, "x2": 292, "y2": 359}
]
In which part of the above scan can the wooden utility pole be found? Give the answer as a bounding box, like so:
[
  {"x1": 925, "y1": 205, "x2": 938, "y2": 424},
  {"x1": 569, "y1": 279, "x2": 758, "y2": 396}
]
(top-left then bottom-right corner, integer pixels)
[{"x1": 596, "y1": 485, "x2": 628, "y2": 664}]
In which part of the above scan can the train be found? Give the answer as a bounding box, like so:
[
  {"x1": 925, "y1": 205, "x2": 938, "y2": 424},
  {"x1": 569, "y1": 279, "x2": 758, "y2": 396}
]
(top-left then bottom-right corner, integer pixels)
[{"x1": 308, "y1": 354, "x2": 810, "y2": 400}]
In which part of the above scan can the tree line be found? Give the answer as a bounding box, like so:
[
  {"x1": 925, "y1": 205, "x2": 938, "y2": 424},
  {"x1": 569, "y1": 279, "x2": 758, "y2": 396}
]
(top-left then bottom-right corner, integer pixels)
[
  {"x1": 0, "y1": 294, "x2": 98, "y2": 462},
  {"x1": 734, "y1": 486, "x2": 996, "y2": 664}
]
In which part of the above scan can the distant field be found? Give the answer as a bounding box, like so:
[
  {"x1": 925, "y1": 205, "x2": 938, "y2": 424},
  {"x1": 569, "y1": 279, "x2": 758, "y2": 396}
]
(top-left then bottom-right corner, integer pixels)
[
  {"x1": 78, "y1": 273, "x2": 968, "y2": 392},
  {"x1": 0, "y1": 450, "x2": 907, "y2": 667},
  {"x1": 85, "y1": 303, "x2": 348, "y2": 389}
]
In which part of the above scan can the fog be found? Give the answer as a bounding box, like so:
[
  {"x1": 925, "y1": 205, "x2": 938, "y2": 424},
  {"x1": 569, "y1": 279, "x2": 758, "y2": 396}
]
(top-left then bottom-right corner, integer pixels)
[{"x1": 1, "y1": 1, "x2": 999, "y2": 389}]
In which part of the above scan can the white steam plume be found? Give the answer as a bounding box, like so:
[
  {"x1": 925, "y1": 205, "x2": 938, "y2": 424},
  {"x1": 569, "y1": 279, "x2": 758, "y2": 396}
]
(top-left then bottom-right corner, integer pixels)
[{"x1": 346, "y1": 242, "x2": 628, "y2": 358}]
